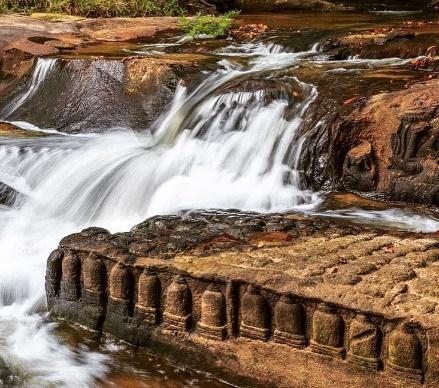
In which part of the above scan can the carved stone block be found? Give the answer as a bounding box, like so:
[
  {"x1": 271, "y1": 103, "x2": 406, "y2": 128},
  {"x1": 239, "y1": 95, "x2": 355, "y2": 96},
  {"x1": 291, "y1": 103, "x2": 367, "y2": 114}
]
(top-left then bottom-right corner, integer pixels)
[
  {"x1": 347, "y1": 315, "x2": 381, "y2": 370},
  {"x1": 273, "y1": 295, "x2": 306, "y2": 348},
  {"x1": 163, "y1": 275, "x2": 191, "y2": 332},
  {"x1": 45, "y1": 249, "x2": 63, "y2": 299},
  {"x1": 240, "y1": 284, "x2": 270, "y2": 341},
  {"x1": 310, "y1": 303, "x2": 345, "y2": 359},
  {"x1": 60, "y1": 249, "x2": 80, "y2": 301},
  {"x1": 82, "y1": 253, "x2": 106, "y2": 306},
  {"x1": 387, "y1": 323, "x2": 423, "y2": 383},
  {"x1": 109, "y1": 263, "x2": 131, "y2": 301},
  {"x1": 198, "y1": 284, "x2": 227, "y2": 340},
  {"x1": 135, "y1": 269, "x2": 161, "y2": 325}
]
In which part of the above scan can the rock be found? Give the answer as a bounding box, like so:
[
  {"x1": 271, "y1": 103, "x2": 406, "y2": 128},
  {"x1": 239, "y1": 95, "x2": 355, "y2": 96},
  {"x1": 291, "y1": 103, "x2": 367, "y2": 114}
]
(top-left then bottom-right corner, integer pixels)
[
  {"x1": 0, "y1": 15, "x2": 180, "y2": 58},
  {"x1": 0, "y1": 181, "x2": 17, "y2": 206},
  {"x1": 0, "y1": 48, "x2": 35, "y2": 94},
  {"x1": 0, "y1": 122, "x2": 46, "y2": 137},
  {"x1": 230, "y1": 24, "x2": 269, "y2": 41},
  {"x1": 320, "y1": 28, "x2": 439, "y2": 60},
  {"x1": 0, "y1": 57, "x2": 202, "y2": 133},
  {"x1": 234, "y1": 0, "x2": 346, "y2": 11},
  {"x1": 321, "y1": 79, "x2": 439, "y2": 205},
  {"x1": 46, "y1": 210, "x2": 439, "y2": 387}
]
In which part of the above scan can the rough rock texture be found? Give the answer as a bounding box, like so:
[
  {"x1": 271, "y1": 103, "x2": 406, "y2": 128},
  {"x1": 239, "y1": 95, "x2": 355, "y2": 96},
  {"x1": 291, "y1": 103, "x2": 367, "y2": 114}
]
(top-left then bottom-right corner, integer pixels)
[
  {"x1": 234, "y1": 0, "x2": 345, "y2": 11},
  {"x1": 0, "y1": 122, "x2": 46, "y2": 137},
  {"x1": 323, "y1": 79, "x2": 439, "y2": 205},
  {"x1": 0, "y1": 15, "x2": 180, "y2": 57},
  {"x1": 47, "y1": 210, "x2": 439, "y2": 387},
  {"x1": 0, "y1": 56, "x2": 202, "y2": 133},
  {"x1": 0, "y1": 48, "x2": 35, "y2": 94}
]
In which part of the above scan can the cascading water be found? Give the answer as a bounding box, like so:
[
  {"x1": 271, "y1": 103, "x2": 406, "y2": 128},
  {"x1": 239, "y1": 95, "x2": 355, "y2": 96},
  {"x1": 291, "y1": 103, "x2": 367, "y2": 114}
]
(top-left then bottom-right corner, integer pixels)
[
  {"x1": 0, "y1": 59, "x2": 57, "y2": 119},
  {"x1": 0, "y1": 42, "x2": 321, "y2": 386},
  {"x1": 1, "y1": 33, "x2": 439, "y2": 386}
]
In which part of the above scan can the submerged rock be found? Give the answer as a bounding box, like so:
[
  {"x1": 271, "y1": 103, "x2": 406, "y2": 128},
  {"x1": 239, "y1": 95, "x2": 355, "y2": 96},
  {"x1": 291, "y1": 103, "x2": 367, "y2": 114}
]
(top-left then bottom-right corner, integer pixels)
[
  {"x1": 321, "y1": 27, "x2": 439, "y2": 60},
  {"x1": 0, "y1": 181, "x2": 18, "y2": 206},
  {"x1": 0, "y1": 122, "x2": 46, "y2": 137},
  {"x1": 0, "y1": 15, "x2": 180, "y2": 57}
]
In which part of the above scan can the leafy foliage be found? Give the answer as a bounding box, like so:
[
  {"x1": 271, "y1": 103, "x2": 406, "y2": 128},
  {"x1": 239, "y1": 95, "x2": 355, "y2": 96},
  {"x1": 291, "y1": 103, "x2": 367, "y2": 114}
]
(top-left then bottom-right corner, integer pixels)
[
  {"x1": 179, "y1": 10, "x2": 240, "y2": 38},
  {"x1": 0, "y1": 0, "x2": 189, "y2": 16}
]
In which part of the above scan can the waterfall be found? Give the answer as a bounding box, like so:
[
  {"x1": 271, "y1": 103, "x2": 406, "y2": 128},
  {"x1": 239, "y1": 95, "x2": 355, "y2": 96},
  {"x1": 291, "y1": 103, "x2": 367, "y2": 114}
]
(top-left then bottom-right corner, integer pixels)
[
  {"x1": 0, "y1": 59, "x2": 57, "y2": 119},
  {"x1": 0, "y1": 43, "x2": 321, "y2": 386}
]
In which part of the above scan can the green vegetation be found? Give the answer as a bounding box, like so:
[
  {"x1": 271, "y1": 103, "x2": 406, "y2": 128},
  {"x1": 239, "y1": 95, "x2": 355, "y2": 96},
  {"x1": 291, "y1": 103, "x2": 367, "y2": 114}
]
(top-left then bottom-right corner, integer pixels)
[
  {"x1": 179, "y1": 10, "x2": 240, "y2": 38},
  {"x1": 0, "y1": 0, "x2": 191, "y2": 17}
]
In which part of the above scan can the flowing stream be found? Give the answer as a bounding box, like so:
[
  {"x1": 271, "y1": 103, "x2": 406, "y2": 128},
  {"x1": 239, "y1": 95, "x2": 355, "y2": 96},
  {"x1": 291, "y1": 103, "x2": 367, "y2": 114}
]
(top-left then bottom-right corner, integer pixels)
[
  {"x1": 0, "y1": 21, "x2": 439, "y2": 386},
  {"x1": 0, "y1": 42, "x2": 324, "y2": 387}
]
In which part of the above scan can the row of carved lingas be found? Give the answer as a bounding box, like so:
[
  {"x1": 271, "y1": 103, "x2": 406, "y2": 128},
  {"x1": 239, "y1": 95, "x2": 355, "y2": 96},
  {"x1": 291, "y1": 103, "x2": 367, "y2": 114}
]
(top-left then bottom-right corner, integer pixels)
[{"x1": 52, "y1": 254, "x2": 424, "y2": 384}]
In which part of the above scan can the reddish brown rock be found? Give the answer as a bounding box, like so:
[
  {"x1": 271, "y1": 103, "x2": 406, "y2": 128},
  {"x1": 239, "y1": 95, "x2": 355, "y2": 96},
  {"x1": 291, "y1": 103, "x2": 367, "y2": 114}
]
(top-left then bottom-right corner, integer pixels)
[
  {"x1": 0, "y1": 15, "x2": 180, "y2": 54},
  {"x1": 46, "y1": 210, "x2": 439, "y2": 387},
  {"x1": 330, "y1": 79, "x2": 439, "y2": 205}
]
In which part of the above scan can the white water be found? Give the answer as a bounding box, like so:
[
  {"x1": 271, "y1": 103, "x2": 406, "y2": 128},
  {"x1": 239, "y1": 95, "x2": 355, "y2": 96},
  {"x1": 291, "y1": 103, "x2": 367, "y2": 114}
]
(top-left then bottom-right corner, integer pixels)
[
  {"x1": 0, "y1": 59, "x2": 57, "y2": 119},
  {"x1": 0, "y1": 43, "x2": 321, "y2": 386},
  {"x1": 1, "y1": 39, "x2": 439, "y2": 386}
]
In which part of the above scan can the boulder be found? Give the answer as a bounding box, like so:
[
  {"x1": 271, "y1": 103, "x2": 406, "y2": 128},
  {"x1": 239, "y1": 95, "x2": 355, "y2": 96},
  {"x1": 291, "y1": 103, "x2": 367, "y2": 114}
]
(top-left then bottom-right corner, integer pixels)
[
  {"x1": 0, "y1": 57, "x2": 202, "y2": 133},
  {"x1": 329, "y1": 79, "x2": 439, "y2": 205}
]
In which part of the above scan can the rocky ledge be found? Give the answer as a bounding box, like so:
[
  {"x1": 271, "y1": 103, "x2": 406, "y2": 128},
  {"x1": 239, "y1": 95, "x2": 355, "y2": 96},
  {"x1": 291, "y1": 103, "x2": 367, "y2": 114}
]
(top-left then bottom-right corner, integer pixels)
[
  {"x1": 332, "y1": 79, "x2": 439, "y2": 205},
  {"x1": 46, "y1": 210, "x2": 439, "y2": 387}
]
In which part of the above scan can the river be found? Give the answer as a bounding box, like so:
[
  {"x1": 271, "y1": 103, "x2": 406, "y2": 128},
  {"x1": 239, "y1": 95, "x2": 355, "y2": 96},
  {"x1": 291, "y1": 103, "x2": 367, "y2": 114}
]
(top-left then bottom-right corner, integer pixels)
[{"x1": 0, "y1": 9, "x2": 439, "y2": 387}]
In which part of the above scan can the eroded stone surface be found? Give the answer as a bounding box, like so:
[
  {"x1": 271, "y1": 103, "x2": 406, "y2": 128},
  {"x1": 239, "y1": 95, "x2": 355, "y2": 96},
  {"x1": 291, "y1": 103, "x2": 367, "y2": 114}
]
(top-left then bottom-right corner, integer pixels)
[
  {"x1": 46, "y1": 211, "x2": 439, "y2": 387},
  {"x1": 0, "y1": 15, "x2": 180, "y2": 57},
  {"x1": 328, "y1": 79, "x2": 439, "y2": 205}
]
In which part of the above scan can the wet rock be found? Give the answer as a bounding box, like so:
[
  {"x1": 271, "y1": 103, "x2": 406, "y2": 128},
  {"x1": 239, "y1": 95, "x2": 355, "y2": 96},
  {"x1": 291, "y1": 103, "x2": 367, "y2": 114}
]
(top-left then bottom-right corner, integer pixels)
[
  {"x1": 0, "y1": 48, "x2": 35, "y2": 94},
  {"x1": 0, "y1": 181, "x2": 17, "y2": 206},
  {"x1": 0, "y1": 15, "x2": 180, "y2": 57},
  {"x1": 321, "y1": 79, "x2": 439, "y2": 205},
  {"x1": 0, "y1": 122, "x2": 46, "y2": 137},
  {"x1": 234, "y1": 0, "x2": 346, "y2": 12},
  {"x1": 320, "y1": 28, "x2": 439, "y2": 60},
  {"x1": 230, "y1": 24, "x2": 269, "y2": 41},
  {"x1": 0, "y1": 57, "x2": 200, "y2": 133},
  {"x1": 47, "y1": 210, "x2": 439, "y2": 387}
]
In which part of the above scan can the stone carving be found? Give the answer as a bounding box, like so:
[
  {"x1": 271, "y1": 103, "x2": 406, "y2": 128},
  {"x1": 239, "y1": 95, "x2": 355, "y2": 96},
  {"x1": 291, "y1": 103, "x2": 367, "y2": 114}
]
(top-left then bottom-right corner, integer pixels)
[
  {"x1": 135, "y1": 268, "x2": 161, "y2": 325},
  {"x1": 60, "y1": 249, "x2": 80, "y2": 301},
  {"x1": 240, "y1": 284, "x2": 270, "y2": 341},
  {"x1": 273, "y1": 295, "x2": 306, "y2": 348},
  {"x1": 310, "y1": 303, "x2": 345, "y2": 358},
  {"x1": 46, "y1": 249, "x2": 63, "y2": 299},
  {"x1": 109, "y1": 262, "x2": 132, "y2": 316},
  {"x1": 163, "y1": 275, "x2": 192, "y2": 332},
  {"x1": 387, "y1": 323, "x2": 423, "y2": 383},
  {"x1": 83, "y1": 253, "x2": 106, "y2": 304},
  {"x1": 109, "y1": 263, "x2": 131, "y2": 300},
  {"x1": 347, "y1": 315, "x2": 381, "y2": 370},
  {"x1": 342, "y1": 141, "x2": 377, "y2": 192},
  {"x1": 46, "y1": 212, "x2": 437, "y2": 387},
  {"x1": 198, "y1": 284, "x2": 227, "y2": 340}
]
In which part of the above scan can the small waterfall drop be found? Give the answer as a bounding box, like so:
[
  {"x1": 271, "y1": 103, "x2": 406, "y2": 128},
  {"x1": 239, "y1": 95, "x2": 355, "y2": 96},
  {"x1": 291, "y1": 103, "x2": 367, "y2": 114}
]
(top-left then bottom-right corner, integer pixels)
[{"x1": 0, "y1": 58, "x2": 57, "y2": 119}]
